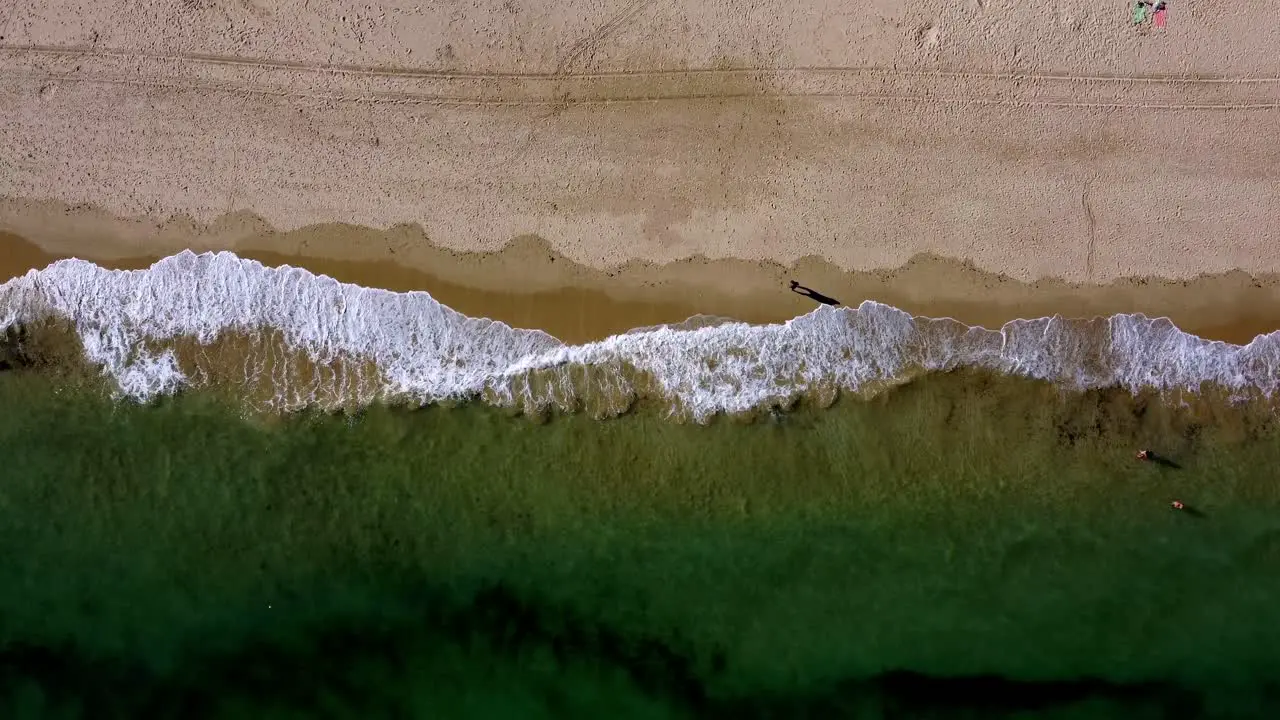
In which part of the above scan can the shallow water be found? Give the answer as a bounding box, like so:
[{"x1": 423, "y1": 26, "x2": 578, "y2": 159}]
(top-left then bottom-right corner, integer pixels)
[{"x1": 2, "y1": 365, "x2": 1280, "y2": 718}]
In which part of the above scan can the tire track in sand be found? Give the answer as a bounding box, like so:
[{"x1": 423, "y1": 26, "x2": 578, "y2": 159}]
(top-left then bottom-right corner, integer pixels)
[
  {"x1": 555, "y1": 0, "x2": 657, "y2": 75},
  {"x1": 3, "y1": 44, "x2": 1280, "y2": 110}
]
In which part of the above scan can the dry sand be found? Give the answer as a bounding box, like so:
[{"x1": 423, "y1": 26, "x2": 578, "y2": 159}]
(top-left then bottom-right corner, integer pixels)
[{"x1": 2, "y1": 0, "x2": 1279, "y2": 340}]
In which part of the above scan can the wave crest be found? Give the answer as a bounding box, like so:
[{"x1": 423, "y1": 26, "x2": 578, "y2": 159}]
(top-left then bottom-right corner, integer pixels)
[{"x1": 0, "y1": 251, "x2": 1274, "y2": 420}]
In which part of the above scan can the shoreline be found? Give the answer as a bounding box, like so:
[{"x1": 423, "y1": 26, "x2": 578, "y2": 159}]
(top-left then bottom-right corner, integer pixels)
[
  {"x1": 5, "y1": 217, "x2": 1280, "y2": 347},
  {"x1": 4, "y1": 1, "x2": 1279, "y2": 345},
  {"x1": 6, "y1": 233, "x2": 1280, "y2": 422}
]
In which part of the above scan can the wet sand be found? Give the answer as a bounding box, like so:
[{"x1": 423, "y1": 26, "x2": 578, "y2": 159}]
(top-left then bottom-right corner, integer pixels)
[{"x1": 6, "y1": 227, "x2": 1280, "y2": 347}]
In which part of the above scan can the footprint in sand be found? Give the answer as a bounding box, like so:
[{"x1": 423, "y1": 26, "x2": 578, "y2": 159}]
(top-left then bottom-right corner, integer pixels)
[{"x1": 916, "y1": 22, "x2": 943, "y2": 50}]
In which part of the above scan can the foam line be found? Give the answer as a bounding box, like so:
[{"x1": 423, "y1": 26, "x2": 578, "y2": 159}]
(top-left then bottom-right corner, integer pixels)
[{"x1": 0, "y1": 251, "x2": 1275, "y2": 420}]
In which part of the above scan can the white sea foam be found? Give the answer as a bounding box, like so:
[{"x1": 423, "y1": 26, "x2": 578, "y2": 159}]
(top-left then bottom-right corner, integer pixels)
[{"x1": 0, "y1": 251, "x2": 1276, "y2": 420}]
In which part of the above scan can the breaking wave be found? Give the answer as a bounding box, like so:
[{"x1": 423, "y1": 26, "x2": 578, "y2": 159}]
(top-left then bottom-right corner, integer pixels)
[{"x1": 1, "y1": 251, "x2": 1278, "y2": 421}]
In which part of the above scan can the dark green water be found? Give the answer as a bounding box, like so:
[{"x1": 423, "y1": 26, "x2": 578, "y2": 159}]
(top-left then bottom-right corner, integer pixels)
[{"x1": 3, "y1": 367, "x2": 1280, "y2": 718}]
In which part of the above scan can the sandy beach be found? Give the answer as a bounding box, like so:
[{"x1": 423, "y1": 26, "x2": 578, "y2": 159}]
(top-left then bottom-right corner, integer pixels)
[{"x1": 2, "y1": 0, "x2": 1279, "y2": 341}]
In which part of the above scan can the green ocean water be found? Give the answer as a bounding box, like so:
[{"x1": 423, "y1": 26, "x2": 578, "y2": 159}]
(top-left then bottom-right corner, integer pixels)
[{"x1": 2, "y1": 364, "x2": 1280, "y2": 718}]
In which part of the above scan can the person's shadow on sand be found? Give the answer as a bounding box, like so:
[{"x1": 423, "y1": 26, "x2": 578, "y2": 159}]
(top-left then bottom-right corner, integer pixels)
[{"x1": 789, "y1": 280, "x2": 841, "y2": 306}]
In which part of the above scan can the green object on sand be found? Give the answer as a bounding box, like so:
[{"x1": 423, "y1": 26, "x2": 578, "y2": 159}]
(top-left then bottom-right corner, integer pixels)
[{"x1": 1133, "y1": 2, "x2": 1148, "y2": 24}]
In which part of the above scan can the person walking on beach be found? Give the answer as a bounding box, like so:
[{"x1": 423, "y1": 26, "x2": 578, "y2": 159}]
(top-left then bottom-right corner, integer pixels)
[{"x1": 789, "y1": 280, "x2": 842, "y2": 307}]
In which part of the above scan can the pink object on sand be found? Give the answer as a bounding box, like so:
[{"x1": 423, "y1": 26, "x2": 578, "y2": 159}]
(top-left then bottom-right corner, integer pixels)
[{"x1": 1154, "y1": 9, "x2": 1167, "y2": 28}]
